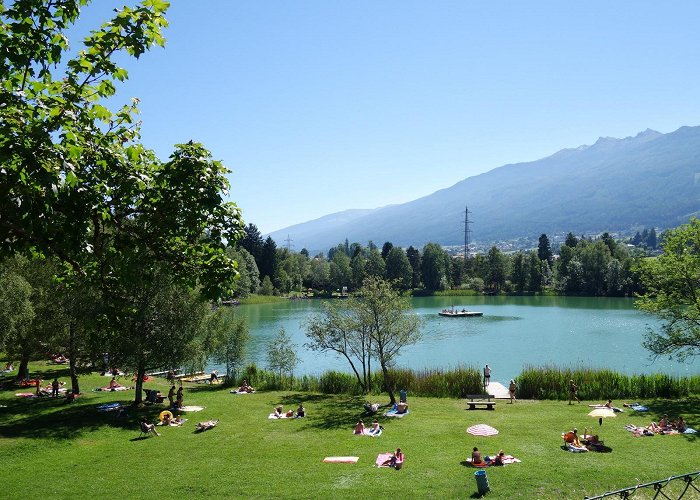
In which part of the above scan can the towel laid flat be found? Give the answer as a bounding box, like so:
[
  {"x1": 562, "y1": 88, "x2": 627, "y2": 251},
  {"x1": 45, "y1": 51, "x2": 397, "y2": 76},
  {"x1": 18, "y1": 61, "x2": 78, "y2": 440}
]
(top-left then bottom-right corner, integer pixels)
[{"x1": 323, "y1": 456, "x2": 359, "y2": 463}]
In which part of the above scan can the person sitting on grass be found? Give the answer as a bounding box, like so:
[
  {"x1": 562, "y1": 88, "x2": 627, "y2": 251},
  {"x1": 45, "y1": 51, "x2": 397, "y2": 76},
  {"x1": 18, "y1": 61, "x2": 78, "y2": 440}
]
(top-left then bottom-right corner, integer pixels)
[
  {"x1": 140, "y1": 417, "x2": 160, "y2": 437},
  {"x1": 239, "y1": 379, "x2": 254, "y2": 393},
  {"x1": 364, "y1": 402, "x2": 380, "y2": 414},
  {"x1": 563, "y1": 428, "x2": 582, "y2": 447},
  {"x1": 354, "y1": 419, "x2": 365, "y2": 434},
  {"x1": 382, "y1": 448, "x2": 404, "y2": 469},
  {"x1": 471, "y1": 447, "x2": 484, "y2": 465},
  {"x1": 492, "y1": 450, "x2": 506, "y2": 466},
  {"x1": 396, "y1": 401, "x2": 408, "y2": 414},
  {"x1": 108, "y1": 377, "x2": 120, "y2": 390},
  {"x1": 369, "y1": 418, "x2": 382, "y2": 436},
  {"x1": 273, "y1": 405, "x2": 284, "y2": 418},
  {"x1": 296, "y1": 403, "x2": 305, "y2": 418},
  {"x1": 675, "y1": 416, "x2": 687, "y2": 432}
]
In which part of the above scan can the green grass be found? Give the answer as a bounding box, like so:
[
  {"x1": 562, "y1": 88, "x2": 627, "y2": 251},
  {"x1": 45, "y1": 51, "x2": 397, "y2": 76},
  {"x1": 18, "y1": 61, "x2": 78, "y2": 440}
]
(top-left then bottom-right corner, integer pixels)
[{"x1": 0, "y1": 365, "x2": 698, "y2": 499}]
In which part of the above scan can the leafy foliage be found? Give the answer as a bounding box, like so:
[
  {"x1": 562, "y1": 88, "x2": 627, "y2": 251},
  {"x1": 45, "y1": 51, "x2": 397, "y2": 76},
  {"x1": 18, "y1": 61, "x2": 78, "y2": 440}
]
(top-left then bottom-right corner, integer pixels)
[{"x1": 637, "y1": 218, "x2": 700, "y2": 361}]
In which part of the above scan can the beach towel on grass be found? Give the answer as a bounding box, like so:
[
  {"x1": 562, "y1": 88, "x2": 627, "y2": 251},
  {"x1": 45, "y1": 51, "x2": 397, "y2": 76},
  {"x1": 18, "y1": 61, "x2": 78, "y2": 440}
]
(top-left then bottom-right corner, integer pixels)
[
  {"x1": 268, "y1": 413, "x2": 294, "y2": 419},
  {"x1": 94, "y1": 386, "x2": 130, "y2": 392},
  {"x1": 230, "y1": 390, "x2": 256, "y2": 394},
  {"x1": 157, "y1": 418, "x2": 187, "y2": 427},
  {"x1": 466, "y1": 456, "x2": 521, "y2": 466},
  {"x1": 97, "y1": 402, "x2": 122, "y2": 412},
  {"x1": 566, "y1": 443, "x2": 589, "y2": 452},
  {"x1": 15, "y1": 392, "x2": 36, "y2": 398},
  {"x1": 384, "y1": 409, "x2": 409, "y2": 418},
  {"x1": 353, "y1": 428, "x2": 383, "y2": 437},
  {"x1": 179, "y1": 405, "x2": 205, "y2": 412},
  {"x1": 323, "y1": 456, "x2": 359, "y2": 463},
  {"x1": 375, "y1": 453, "x2": 394, "y2": 467}
]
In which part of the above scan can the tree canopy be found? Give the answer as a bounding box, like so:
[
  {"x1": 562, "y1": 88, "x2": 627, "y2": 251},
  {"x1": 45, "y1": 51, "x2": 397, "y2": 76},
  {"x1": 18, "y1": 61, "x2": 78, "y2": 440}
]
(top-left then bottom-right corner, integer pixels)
[
  {"x1": 636, "y1": 218, "x2": 700, "y2": 361},
  {"x1": 0, "y1": 0, "x2": 243, "y2": 300}
]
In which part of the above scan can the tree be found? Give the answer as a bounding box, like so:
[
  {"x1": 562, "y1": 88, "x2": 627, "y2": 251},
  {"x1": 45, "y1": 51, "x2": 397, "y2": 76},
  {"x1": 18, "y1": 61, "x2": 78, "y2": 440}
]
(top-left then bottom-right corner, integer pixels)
[
  {"x1": 240, "y1": 223, "x2": 265, "y2": 269},
  {"x1": 329, "y1": 251, "x2": 352, "y2": 292},
  {"x1": 381, "y1": 242, "x2": 394, "y2": 260},
  {"x1": 421, "y1": 243, "x2": 450, "y2": 291},
  {"x1": 210, "y1": 310, "x2": 250, "y2": 383},
  {"x1": 511, "y1": 252, "x2": 528, "y2": 293},
  {"x1": 266, "y1": 327, "x2": 300, "y2": 377},
  {"x1": 565, "y1": 232, "x2": 579, "y2": 248},
  {"x1": 305, "y1": 301, "x2": 373, "y2": 392},
  {"x1": 0, "y1": 259, "x2": 35, "y2": 378},
  {"x1": 0, "y1": 1, "x2": 244, "y2": 300},
  {"x1": 636, "y1": 218, "x2": 700, "y2": 361},
  {"x1": 528, "y1": 251, "x2": 544, "y2": 292},
  {"x1": 538, "y1": 234, "x2": 553, "y2": 266},
  {"x1": 359, "y1": 277, "x2": 422, "y2": 403},
  {"x1": 385, "y1": 247, "x2": 412, "y2": 291},
  {"x1": 226, "y1": 247, "x2": 259, "y2": 298},
  {"x1": 365, "y1": 248, "x2": 386, "y2": 278},
  {"x1": 406, "y1": 246, "x2": 422, "y2": 288},
  {"x1": 259, "y1": 236, "x2": 278, "y2": 285},
  {"x1": 485, "y1": 246, "x2": 507, "y2": 292},
  {"x1": 103, "y1": 267, "x2": 213, "y2": 404},
  {"x1": 259, "y1": 275, "x2": 274, "y2": 296}
]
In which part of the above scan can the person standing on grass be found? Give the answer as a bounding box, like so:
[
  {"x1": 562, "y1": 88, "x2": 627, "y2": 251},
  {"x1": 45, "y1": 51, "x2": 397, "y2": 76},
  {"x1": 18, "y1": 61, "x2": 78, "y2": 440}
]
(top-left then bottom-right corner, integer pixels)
[
  {"x1": 51, "y1": 377, "x2": 60, "y2": 398},
  {"x1": 508, "y1": 379, "x2": 517, "y2": 403},
  {"x1": 483, "y1": 364, "x2": 491, "y2": 390},
  {"x1": 176, "y1": 386, "x2": 184, "y2": 409},
  {"x1": 569, "y1": 379, "x2": 580, "y2": 404},
  {"x1": 168, "y1": 385, "x2": 175, "y2": 408}
]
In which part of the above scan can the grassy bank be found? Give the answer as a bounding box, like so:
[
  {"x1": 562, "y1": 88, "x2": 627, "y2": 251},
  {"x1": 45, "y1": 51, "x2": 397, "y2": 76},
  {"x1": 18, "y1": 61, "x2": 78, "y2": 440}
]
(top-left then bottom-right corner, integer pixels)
[
  {"x1": 237, "y1": 294, "x2": 290, "y2": 305},
  {"x1": 0, "y1": 364, "x2": 697, "y2": 499}
]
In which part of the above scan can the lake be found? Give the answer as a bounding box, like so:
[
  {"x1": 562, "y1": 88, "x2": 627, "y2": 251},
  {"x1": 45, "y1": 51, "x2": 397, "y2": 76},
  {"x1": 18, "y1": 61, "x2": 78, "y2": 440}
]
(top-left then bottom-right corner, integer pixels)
[{"x1": 211, "y1": 296, "x2": 699, "y2": 384}]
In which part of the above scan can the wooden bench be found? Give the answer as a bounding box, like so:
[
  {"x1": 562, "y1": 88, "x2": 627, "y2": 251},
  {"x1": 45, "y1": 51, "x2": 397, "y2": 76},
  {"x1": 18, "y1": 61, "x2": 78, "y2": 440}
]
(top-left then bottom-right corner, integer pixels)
[{"x1": 466, "y1": 394, "x2": 496, "y2": 410}]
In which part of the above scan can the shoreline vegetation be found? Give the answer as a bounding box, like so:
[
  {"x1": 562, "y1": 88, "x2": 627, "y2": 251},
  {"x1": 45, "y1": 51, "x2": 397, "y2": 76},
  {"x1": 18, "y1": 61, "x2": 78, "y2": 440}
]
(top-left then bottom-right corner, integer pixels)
[{"x1": 231, "y1": 364, "x2": 699, "y2": 400}]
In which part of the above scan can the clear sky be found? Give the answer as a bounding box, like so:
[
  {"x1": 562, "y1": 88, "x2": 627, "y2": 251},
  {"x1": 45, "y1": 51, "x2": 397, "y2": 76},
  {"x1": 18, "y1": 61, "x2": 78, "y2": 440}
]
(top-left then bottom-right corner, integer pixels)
[{"x1": 73, "y1": 1, "x2": 700, "y2": 234}]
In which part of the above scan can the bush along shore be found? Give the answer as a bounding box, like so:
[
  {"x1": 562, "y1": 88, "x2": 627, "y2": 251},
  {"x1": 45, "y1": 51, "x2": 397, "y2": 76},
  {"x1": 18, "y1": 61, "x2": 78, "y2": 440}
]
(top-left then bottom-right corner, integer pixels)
[{"x1": 231, "y1": 364, "x2": 699, "y2": 400}]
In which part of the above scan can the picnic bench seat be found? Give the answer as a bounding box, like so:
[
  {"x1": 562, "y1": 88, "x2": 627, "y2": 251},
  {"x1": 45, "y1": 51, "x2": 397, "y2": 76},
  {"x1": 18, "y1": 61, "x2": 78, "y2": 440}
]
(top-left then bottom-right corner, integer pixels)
[{"x1": 466, "y1": 394, "x2": 496, "y2": 410}]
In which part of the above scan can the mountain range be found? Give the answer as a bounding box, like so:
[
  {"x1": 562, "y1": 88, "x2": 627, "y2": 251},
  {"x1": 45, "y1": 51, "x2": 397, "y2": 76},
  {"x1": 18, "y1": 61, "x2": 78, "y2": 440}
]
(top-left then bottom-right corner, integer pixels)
[{"x1": 269, "y1": 126, "x2": 700, "y2": 252}]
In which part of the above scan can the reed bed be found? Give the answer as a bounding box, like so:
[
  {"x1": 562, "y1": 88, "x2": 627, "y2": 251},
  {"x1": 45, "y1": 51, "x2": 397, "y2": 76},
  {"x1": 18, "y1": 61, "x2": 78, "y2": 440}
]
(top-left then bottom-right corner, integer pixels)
[{"x1": 517, "y1": 365, "x2": 700, "y2": 400}]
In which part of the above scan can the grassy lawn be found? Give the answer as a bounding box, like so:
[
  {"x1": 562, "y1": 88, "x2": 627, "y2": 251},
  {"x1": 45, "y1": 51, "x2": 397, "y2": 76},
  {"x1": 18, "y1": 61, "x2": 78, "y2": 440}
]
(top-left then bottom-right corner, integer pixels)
[{"x1": 0, "y1": 365, "x2": 697, "y2": 499}]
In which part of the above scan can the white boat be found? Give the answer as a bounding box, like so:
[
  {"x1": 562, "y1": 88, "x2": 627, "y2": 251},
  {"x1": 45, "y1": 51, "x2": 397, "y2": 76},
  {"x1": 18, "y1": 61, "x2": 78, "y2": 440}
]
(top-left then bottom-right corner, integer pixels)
[{"x1": 438, "y1": 309, "x2": 483, "y2": 317}]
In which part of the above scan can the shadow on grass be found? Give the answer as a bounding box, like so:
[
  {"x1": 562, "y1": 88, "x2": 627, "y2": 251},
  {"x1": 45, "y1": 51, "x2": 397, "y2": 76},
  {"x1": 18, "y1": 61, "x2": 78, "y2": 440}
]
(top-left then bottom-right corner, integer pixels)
[
  {"x1": 0, "y1": 398, "x2": 168, "y2": 440},
  {"x1": 270, "y1": 393, "x2": 371, "y2": 431},
  {"x1": 631, "y1": 397, "x2": 699, "y2": 442}
]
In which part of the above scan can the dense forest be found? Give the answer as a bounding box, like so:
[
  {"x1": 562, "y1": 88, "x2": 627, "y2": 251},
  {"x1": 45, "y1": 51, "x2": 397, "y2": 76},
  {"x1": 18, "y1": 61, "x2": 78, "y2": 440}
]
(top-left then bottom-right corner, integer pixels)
[{"x1": 233, "y1": 224, "x2": 658, "y2": 298}]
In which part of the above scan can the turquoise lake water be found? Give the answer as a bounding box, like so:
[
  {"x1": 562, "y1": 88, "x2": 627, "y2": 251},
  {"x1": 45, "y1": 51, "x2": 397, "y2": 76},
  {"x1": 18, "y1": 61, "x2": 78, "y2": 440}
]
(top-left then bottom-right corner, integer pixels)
[{"x1": 211, "y1": 296, "x2": 699, "y2": 383}]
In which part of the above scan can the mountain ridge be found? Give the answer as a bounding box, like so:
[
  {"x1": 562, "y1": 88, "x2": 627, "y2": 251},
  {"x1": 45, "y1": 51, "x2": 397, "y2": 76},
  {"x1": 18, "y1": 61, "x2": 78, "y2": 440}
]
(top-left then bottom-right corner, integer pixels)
[{"x1": 269, "y1": 126, "x2": 700, "y2": 252}]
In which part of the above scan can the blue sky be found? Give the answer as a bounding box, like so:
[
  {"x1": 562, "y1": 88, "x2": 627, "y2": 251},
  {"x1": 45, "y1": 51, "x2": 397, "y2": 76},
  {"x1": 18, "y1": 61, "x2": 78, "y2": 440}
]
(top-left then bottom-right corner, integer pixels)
[{"x1": 73, "y1": 1, "x2": 700, "y2": 234}]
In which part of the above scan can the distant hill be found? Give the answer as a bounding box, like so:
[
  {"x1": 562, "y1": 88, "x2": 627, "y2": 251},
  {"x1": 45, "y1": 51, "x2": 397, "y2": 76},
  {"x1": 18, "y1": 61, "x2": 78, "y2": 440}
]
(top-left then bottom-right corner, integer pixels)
[{"x1": 269, "y1": 126, "x2": 700, "y2": 252}]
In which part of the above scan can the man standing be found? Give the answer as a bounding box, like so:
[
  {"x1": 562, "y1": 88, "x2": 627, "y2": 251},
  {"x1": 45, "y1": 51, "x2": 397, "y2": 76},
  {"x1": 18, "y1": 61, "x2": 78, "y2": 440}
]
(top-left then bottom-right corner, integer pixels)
[{"x1": 483, "y1": 364, "x2": 491, "y2": 390}]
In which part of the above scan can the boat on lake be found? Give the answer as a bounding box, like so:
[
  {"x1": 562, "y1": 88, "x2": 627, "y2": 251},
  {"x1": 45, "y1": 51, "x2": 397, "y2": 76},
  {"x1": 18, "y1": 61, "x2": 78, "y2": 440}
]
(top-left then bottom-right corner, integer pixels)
[{"x1": 438, "y1": 308, "x2": 483, "y2": 317}]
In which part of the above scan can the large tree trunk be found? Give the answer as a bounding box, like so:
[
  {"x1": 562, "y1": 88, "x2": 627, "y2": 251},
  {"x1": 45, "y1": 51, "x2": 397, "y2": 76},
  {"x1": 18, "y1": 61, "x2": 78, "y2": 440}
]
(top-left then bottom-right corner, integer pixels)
[
  {"x1": 133, "y1": 364, "x2": 146, "y2": 405},
  {"x1": 68, "y1": 321, "x2": 80, "y2": 394},
  {"x1": 16, "y1": 355, "x2": 30, "y2": 381},
  {"x1": 380, "y1": 360, "x2": 395, "y2": 404}
]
